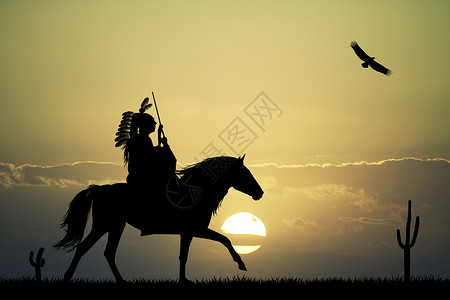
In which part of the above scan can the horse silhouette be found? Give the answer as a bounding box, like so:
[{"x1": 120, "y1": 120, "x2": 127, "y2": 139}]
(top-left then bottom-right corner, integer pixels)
[{"x1": 54, "y1": 155, "x2": 263, "y2": 283}]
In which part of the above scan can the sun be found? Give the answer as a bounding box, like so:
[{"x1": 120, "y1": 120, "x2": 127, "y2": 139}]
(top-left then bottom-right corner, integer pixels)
[
  {"x1": 222, "y1": 212, "x2": 266, "y2": 236},
  {"x1": 221, "y1": 212, "x2": 266, "y2": 254}
]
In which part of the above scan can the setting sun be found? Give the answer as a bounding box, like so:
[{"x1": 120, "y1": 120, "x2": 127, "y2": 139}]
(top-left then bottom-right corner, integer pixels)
[{"x1": 221, "y1": 212, "x2": 266, "y2": 254}]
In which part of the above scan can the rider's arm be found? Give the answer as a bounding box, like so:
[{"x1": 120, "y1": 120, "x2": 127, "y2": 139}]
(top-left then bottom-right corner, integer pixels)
[{"x1": 158, "y1": 124, "x2": 168, "y2": 147}]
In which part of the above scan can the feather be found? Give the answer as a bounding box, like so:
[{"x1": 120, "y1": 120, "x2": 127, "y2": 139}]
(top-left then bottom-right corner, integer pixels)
[
  {"x1": 115, "y1": 134, "x2": 129, "y2": 143},
  {"x1": 115, "y1": 140, "x2": 126, "y2": 148},
  {"x1": 114, "y1": 134, "x2": 129, "y2": 142},
  {"x1": 116, "y1": 131, "x2": 129, "y2": 136},
  {"x1": 116, "y1": 129, "x2": 130, "y2": 136},
  {"x1": 115, "y1": 110, "x2": 134, "y2": 148},
  {"x1": 141, "y1": 97, "x2": 149, "y2": 108},
  {"x1": 118, "y1": 123, "x2": 131, "y2": 129},
  {"x1": 119, "y1": 121, "x2": 131, "y2": 128},
  {"x1": 116, "y1": 135, "x2": 128, "y2": 141},
  {"x1": 115, "y1": 131, "x2": 129, "y2": 138},
  {"x1": 119, "y1": 126, "x2": 130, "y2": 132},
  {"x1": 139, "y1": 97, "x2": 151, "y2": 113},
  {"x1": 121, "y1": 116, "x2": 132, "y2": 122},
  {"x1": 143, "y1": 103, "x2": 152, "y2": 111}
]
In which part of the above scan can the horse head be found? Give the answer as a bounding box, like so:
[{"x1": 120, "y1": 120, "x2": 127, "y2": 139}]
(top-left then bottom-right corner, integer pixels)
[{"x1": 230, "y1": 155, "x2": 264, "y2": 200}]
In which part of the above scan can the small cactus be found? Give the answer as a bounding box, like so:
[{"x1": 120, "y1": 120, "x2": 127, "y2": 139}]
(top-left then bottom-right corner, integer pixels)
[
  {"x1": 29, "y1": 247, "x2": 45, "y2": 282},
  {"x1": 396, "y1": 200, "x2": 419, "y2": 282}
]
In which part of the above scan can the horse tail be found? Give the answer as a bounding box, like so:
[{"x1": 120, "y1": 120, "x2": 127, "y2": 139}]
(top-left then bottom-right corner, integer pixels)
[{"x1": 53, "y1": 185, "x2": 97, "y2": 251}]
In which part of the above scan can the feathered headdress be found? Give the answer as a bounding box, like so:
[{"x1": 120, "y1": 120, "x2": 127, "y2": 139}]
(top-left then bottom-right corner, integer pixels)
[
  {"x1": 139, "y1": 97, "x2": 153, "y2": 114},
  {"x1": 114, "y1": 97, "x2": 152, "y2": 149}
]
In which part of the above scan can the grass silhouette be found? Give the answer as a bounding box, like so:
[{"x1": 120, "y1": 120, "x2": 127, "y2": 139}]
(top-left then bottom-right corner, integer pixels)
[{"x1": 1, "y1": 276, "x2": 447, "y2": 294}]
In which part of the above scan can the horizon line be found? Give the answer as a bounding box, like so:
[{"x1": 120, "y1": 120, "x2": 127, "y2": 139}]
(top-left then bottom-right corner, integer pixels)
[{"x1": 1, "y1": 156, "x2": 449, "y2": 171}]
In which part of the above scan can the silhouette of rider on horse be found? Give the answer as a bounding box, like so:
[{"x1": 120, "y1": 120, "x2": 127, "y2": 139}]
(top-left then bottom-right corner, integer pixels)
[
  {"x1": 55, "y1": 94, "x2": 264, "y2": 283},
  {"x1": 115, "y1": 93, "x2": 176, "y2": 199}
]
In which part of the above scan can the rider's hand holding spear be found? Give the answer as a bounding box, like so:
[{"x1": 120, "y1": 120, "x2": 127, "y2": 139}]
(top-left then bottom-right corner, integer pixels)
[{"x1": 152, "y1": 91, "x2": 168, "y2": 147}]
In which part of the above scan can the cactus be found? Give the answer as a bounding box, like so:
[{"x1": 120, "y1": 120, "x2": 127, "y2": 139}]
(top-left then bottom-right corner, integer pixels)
[
  {"x1": 29, "y1": 247, "x2": 45, "y2": 282},
  {"x1": 396, "y1": 200, "x2": 420, "y2": 282}
]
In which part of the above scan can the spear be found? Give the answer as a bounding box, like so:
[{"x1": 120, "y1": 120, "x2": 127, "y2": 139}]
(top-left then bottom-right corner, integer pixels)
[{"x1": 152, "y1": 91, "x2": 166, "y2": 144}]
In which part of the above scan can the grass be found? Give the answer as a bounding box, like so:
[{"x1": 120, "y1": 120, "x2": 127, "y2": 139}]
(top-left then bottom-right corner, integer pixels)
[
  {"x1": 0, "y1": 275, "x2": 447, "y2": 300},
  {"x1": 1, "y1": 275, "x2": 448, "y2": 294}
]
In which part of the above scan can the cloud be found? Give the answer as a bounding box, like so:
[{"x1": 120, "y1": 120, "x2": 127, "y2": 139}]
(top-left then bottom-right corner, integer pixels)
[
  {"x1": 298, "y1": 184, "x2": 379, "y2": 212},
  {"x1": 249, "y1": 156, "x2": 450, "y2": 262},
  {"x1": 337, "y1": 216, "x2": 400, "y2": 226},
  {"x1": 0, "y1": 161, "x2": 126, "y2": 188},
  {"x1": 249, "y1": 157, "x2": 450, "y2": 169},
  {"x1": 251, "y1": 156, "x2": 450, "y2": 208},
  {"x1": 3, "y1": 156, "x2": 447, "y2": 189},
  {"x1": 283, "y1": 216, "x2": 319, "y2": 231}
]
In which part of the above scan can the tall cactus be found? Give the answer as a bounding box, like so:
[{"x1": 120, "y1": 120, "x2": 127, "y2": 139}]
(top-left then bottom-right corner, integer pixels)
[
  {"x1": 396, "y1": 200, "x2": 419, "y2": 282},
  {"x1": 29, "y1": 247, "x2": 45, "y2": 282}
]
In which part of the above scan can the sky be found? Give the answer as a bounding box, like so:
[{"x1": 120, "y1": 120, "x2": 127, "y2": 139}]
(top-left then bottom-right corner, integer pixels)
[{"x1": 1, "y1": 1, "x2": 449, "y2": 280}]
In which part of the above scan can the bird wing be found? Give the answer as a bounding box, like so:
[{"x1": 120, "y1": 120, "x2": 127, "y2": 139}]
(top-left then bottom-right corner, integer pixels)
[
  {"x1": 369, "y1": 60, "x2": 392, "y2": 76},
  {"x1": 350, "y1": 41, "x2": 371, "y2": 61}
]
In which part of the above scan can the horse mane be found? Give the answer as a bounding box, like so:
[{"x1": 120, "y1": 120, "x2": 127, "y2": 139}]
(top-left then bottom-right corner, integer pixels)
[
  {"x1": 179, "y1": 155, "x2": 238, "y2": 170},
  {"x1": 177, "y1": 156, "x2": 238, "y2": 215}
]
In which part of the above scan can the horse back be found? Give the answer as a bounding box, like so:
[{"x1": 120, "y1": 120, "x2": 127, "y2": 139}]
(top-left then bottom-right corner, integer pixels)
[{"x1": 89, "y1": 182, "x2": 212, "y2": 235}]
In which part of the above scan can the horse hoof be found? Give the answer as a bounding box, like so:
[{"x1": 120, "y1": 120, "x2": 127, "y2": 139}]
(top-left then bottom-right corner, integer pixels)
[
  {"x1": 178, "y1": 278, "x2": 194, "y2": 285},
  {"x1": 117, "y1": 279, "x2": 130, "y2": 286},
  {"x1": 238, "y1": 261, "x2": 247, "y2": 271},
  {"x1": 63, "y1": 272, "x2": 73, "y2": 283}
]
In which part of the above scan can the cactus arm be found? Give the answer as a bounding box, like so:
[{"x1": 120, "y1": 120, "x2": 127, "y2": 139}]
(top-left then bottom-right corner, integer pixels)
[
  {"x1": 396, "y1": 229, "x2": 405, "y2": 249},
  {"x1": 29, "y1": 247, "x2": 45, "y2": 282},
  {"x1": 397, "y1": 200, "x2": 419, "y2": 282},
  {"x1": 37, "y1": 247, "x2": 45, "y2": 267},
  {"x1": 407, "y1": 200, "x2": 412, "y2": 222},
  {"x1": 410, "y1": 216, "x2": 420, "y2": 248},
  {"x1": 29, "y1": 251, "x2": 36, "y2": 266}
]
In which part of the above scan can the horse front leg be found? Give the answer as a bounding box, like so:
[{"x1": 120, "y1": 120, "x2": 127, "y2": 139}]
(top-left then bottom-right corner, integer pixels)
[
  {"x1": 179, "y1": 233, "x2": 193, "y2": 284},
  {"x1": 193, "y1": 228, "x2": 247, "y2": 271}
]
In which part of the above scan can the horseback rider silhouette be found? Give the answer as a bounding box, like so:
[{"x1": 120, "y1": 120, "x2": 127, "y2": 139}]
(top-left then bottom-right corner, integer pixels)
[
  {"x1": 115, "y1": 96, "x2": 176, "y2": 198},
  {"x1": 56, "y1": 94, "x2": 264, "y2": 283}
]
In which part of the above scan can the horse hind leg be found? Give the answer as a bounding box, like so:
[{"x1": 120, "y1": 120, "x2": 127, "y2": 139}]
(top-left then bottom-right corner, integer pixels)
[
  {"x1": 64, "y1": 228, "x2": 106, "y2": 281},
  {"x1": 104, "y1": 221, "x2": 126, "y2": 283}
]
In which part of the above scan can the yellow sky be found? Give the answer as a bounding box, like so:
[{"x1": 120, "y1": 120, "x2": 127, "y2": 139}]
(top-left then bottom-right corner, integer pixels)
[{"x1": 1, "y1": 0, "x2": 449, "y2": 167}]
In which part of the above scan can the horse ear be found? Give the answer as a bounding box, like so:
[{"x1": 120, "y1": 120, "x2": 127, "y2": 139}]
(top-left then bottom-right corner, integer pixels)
[{"x1": 239, "y1": 154, "x2": 246, "y2": 163}]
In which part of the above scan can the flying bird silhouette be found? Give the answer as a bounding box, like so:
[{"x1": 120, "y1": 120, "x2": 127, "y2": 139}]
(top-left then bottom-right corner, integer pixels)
[{"x1": 350, "y1": 41, "x2": 392, "y2": 76}]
